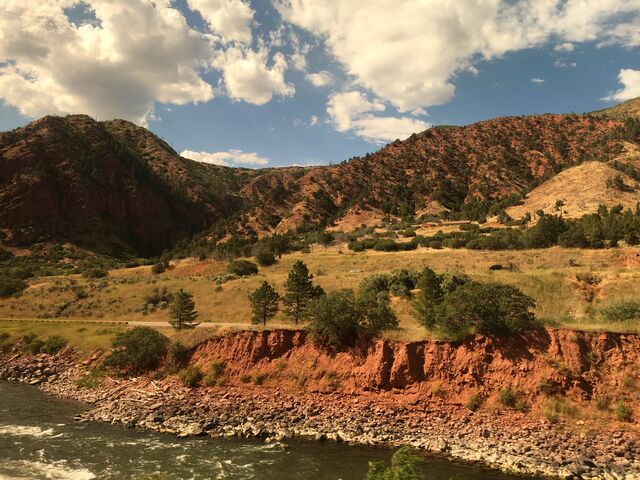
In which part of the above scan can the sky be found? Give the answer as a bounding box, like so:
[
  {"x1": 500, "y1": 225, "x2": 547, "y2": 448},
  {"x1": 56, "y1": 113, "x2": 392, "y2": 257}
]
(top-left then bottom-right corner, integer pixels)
[{"x1": 1, "y1": 1, "x2": 640, "y2": 168}]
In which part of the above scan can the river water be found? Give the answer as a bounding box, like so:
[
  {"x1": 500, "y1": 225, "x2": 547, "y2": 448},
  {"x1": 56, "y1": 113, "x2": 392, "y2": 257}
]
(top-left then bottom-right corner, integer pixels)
[{"x1": 0, "y1": 382, "x2": 536, "y2": 479}]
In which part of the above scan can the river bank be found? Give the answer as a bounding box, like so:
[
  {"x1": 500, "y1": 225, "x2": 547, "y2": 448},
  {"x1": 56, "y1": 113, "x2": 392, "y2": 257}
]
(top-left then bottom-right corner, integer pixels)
[{"x1": 1, "y1": 328, "x2": 639, "y2": 479}]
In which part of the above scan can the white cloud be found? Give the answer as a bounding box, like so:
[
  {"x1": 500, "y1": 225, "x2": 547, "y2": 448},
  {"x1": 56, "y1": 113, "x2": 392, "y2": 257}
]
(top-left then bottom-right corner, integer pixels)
[
  {"x1": 289, "y1": 31, "x2": 310, "y2": 70},
  {"x1": 327, "y1": 91, "x2": 429, "y2": 144},
  {"x1": 0, "y1": 0, "x2": 214, "y2": 124},
  {"x1": 306, "y1": 70, "x2": 333, "y2": 87},
  {"x1": 553, "y1": 58, "x2": 577, "y2": 68},
  {"x1": 531, "y1": 77, "x2": 545, "y2": 84},
  {"x1": 214, "y1": 47, "x2": 295, "y2": 105},
  {"x1": 181, "y1": 149, "x2": 269, "y2": 166},
  {"x1": 309, "y1": 114, "x2": 318, "y2": 126},
  {"x1": 604, "y1": 68, "x2": 640, "y2": 102},
  {"x1": 186, "y1": 0, "x2": 254, "y2": 44},
  {"x1": 277, "y1": 1, "x2": 640, "y2": 113},
  {"x1": 554, "y1": 42, "x2": 575, "y2": 52}
]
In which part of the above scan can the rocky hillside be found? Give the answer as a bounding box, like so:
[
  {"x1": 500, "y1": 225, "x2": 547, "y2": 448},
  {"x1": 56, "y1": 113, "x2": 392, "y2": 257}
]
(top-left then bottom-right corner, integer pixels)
[
  {"x1": 2, "y1": 100, "x2": 640, "y2": 255},
  {"x1": 0, "y1": 115, "x2": 256, "y2": 255}
]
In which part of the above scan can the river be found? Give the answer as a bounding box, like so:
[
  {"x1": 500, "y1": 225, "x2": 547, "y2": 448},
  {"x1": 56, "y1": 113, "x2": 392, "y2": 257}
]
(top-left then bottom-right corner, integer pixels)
[{"x1": 0, "y1": 382, "x2": 537, "y2": 479}]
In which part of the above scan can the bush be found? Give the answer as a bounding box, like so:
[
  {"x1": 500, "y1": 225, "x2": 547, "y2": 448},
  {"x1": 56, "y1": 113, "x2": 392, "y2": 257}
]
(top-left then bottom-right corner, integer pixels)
[
  {"x1": 373, "y1": 239, "x2": 398, "y2": 252},
  {"x1": 466, "y1": 393, "x2": 482, "y2": 412},
  {"x1": 76, "y1": 368, "x2": 106, "y2": 389},
  {"x1": 151, "y1": 261, "x2": 169, "y2": 275},
  {"x1": 348, "y1": 241, "x2": 366, "y2": 252},
  {"x1": 253, "y1": 372, "x2": 267, "y2": 385},
  {"x1": 600, "y1": 301, "x2": 640, "y2": 322},
  {"x1": 42, "y1": 335, "x2": 67, "y2": 354},
  {"x1": 308, "y1": 290, "x2": 361, "y2": 347},
  {"x1": 227, "y1": 260, "x2": 258, "y2": 277},
  {"x1": 413, "y1": 270, "x2": 536, "y2": 339},
  {"x1": 498, "y1": 387, "x2": 526, "y2": 410},
  {"x1": 204, "y1": 361, "x2": 226, "y2": 386},
  {"x1": 103, "y1": 327, "x2": 168, "y2": 374},
  {"x1": 365, "y1": 446, "x2": 424, "y2": 480},
  {"x1": 144, "y1": 287, "x2": 173, "y2": 308},
  {"x1": 255, "y1": 248, "x2": 277, "y2": 266},
  {"x1": 308, "y1": 287, "x2": 397, "y2": 347},
  {"x1": 0, "y1": 276, "x2": 27, "y2": 298},
  {"x1": 83, "y1": 268, "x2": 108, "y2": 279},
  {"x1": 615, "y1": 401, "x2": 633, "y2": 422},
  {"x1": 168, "y1": 341, "x2": 191, "y2": 368},
  {"x1": 179, "y1": 365, "x2": 202, "y2": 388}
]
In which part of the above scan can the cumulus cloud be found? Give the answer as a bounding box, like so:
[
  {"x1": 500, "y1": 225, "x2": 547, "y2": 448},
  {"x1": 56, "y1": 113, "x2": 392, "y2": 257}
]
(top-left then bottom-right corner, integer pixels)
[
  {"x1": 309, "y1": 114, "x2": 318, "y2": 126},
  {"x1": 327, "y1": 91, "x2": 429, "y2": 144},
  {"x1": 213, "y1": 46, "x2": 295, "y2": 105},
  {"x1": 531, "y1": 78, "x2": 545, "y2": 84},
  {"x1": 0, "y1": 0, "x2": 214, "y2": 124},
  {"x1": 277, "y1": 0, "x2": 640, "y2": 114},
  {"x1": 186, "y1": 0, "x2": 254, "y2": 44},
  {"x1": 554, "y1": 42, "x2": 575, "y2": 52},
  {"x1": 181, "y1": 149, "x2": 269, "y2": 166},
  {"x1": 604, "y1": 69, "x2": 640, "y2": 102},
  {"x1": 306, "y1": 71, "x2": 333, "y2": 87}
]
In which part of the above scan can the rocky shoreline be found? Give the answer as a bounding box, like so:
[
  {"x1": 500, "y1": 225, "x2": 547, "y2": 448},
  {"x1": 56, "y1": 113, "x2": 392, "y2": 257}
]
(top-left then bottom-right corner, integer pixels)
[{"x1": 1, "y1": 349, "x2": 639, "y2": 480}]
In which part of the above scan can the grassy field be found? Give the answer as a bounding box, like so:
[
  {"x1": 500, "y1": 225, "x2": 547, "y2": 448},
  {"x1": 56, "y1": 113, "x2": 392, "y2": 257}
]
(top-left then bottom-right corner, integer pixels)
[{"x1": 1, "y1": 245, "x2": 640, "y2": 350}]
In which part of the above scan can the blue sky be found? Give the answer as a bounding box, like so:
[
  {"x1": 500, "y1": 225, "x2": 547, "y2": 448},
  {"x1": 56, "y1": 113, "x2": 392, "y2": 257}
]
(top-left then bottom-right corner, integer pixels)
[{"x1": 1, "y1": 1, "x2": 639, "y2": 167}]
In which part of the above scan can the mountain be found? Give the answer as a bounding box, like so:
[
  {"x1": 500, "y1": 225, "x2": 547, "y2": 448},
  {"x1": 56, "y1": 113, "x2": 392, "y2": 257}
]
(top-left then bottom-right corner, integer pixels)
[
  {"x1": 591, "y1": 97, "x2": 640, "y2": 121},
  {"x1": 0, "y1": 115, "x2": 254, "y2": 255},
  {"x1": 1, "y1": 100, "x2": 640, "y2": 256}
]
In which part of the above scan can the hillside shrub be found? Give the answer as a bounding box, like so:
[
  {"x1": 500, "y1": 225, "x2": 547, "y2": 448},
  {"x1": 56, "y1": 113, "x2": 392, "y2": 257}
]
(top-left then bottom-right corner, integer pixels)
[
  {"x1": 42, "y1": 335, "x2": 67, "y2": 354},
  {"x1": 83, "y1": 268, "x2": 108, "y2": 279},
  {"x1": 0, "y1": 276, "x2": 27, "y2": 298},
  {"x1": 168, "y1": 341, "x2": 191, "y2": 368},
  {"x1": 600, "y1": 301, "x2": 640, "y2": 322},
  {"x1": 227, "y1": 259, "x2": 258, "y2": 277},
  {"x1": 151, "y1": 261, "x2": 169, "y2": 274},
  {"x1": 255, "y1": 248, "x2": 277, "y2": 266},
  {"x1": 104, "y1": 327, "x2": 168, "y2": 374},
  {"x1": 179, "y1": 365, "x2": 202, "y2": 388},
  {"x1": 204, "y1": 361, "x2": 226, "y2": 386},
  {"x1": 498, "y1": 387, "x2": 526, "y2": 411},
  {"x1": 615, "y1": 401, "x2": 632, "y2": 422}
]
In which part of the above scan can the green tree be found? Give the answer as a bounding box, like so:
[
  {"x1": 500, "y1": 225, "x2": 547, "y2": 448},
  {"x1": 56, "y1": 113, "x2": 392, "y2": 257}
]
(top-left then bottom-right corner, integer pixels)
[
  {"x1": 412, "y1": 270, "x2": 536, "y2": 340},
  {"x1": 249, "y1": 281, "x2": 280, "y2": 325},
  {"x1": 170, "y1": 289, "x2": 199, "y2": 330},
  {"x1": 412, "y1": 267, "x2": 444, "y2": 329},
  {"x1": 357, "y1": 289, "x2": 398, "y2": 334},
  {"x1": 283, "y1": 260, "x2": 323, "y2": 323},
  {"x1": 103, "y1": 327, "x2": 168, "y2": 374},
  {"x1": 308, "y1": 290, "x2": 361, "y2": 347},
  {"x1": 364, "y1": 446, "x2": 424, "y2": 480}
]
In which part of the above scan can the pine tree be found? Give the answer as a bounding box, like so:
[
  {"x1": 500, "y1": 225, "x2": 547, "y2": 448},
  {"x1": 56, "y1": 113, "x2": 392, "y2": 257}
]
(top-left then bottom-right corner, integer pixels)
[
  {"x1": 249, "y1": 281, "x2": 280, "y2": 326},
  {"x1": 283, "y1": 260, "x2": 322, "y2": 323},
  {"x1": 169, "y1": 289, "x2": 199, "y2": 330}
]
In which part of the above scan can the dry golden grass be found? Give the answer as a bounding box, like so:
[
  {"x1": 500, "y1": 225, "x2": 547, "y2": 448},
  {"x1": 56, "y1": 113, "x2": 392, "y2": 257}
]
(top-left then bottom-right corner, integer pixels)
[
  {"x1": 1, "y1": 245, "x2": 640, "y2": 347},
  {"x1": 506, "y1": 161, "x2": 640, "y2": 221}
]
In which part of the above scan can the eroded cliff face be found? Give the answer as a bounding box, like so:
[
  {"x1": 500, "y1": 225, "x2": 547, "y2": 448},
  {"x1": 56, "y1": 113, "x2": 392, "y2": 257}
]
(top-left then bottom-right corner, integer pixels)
[{"x1": 192, "y1": 328, "x2": 640, "y2": 411}]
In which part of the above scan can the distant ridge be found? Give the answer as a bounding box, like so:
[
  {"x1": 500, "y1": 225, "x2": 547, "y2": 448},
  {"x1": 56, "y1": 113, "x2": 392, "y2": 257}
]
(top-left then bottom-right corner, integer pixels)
[{"x1": 1, "y1": 98, "x2": 639, "y2": 255}]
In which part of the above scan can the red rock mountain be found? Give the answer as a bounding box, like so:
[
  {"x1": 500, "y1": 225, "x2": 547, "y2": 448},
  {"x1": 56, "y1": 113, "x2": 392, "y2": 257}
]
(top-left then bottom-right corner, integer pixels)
[{"x1": 1, "y1": 100, "x2": 639, "y2": 255}]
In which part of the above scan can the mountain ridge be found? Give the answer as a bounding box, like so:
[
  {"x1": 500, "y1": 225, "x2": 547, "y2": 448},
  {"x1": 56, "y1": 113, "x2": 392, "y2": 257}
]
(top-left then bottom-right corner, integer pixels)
[{"x1": 1, "y1": 100, "x2": 639, "y2": 255}]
